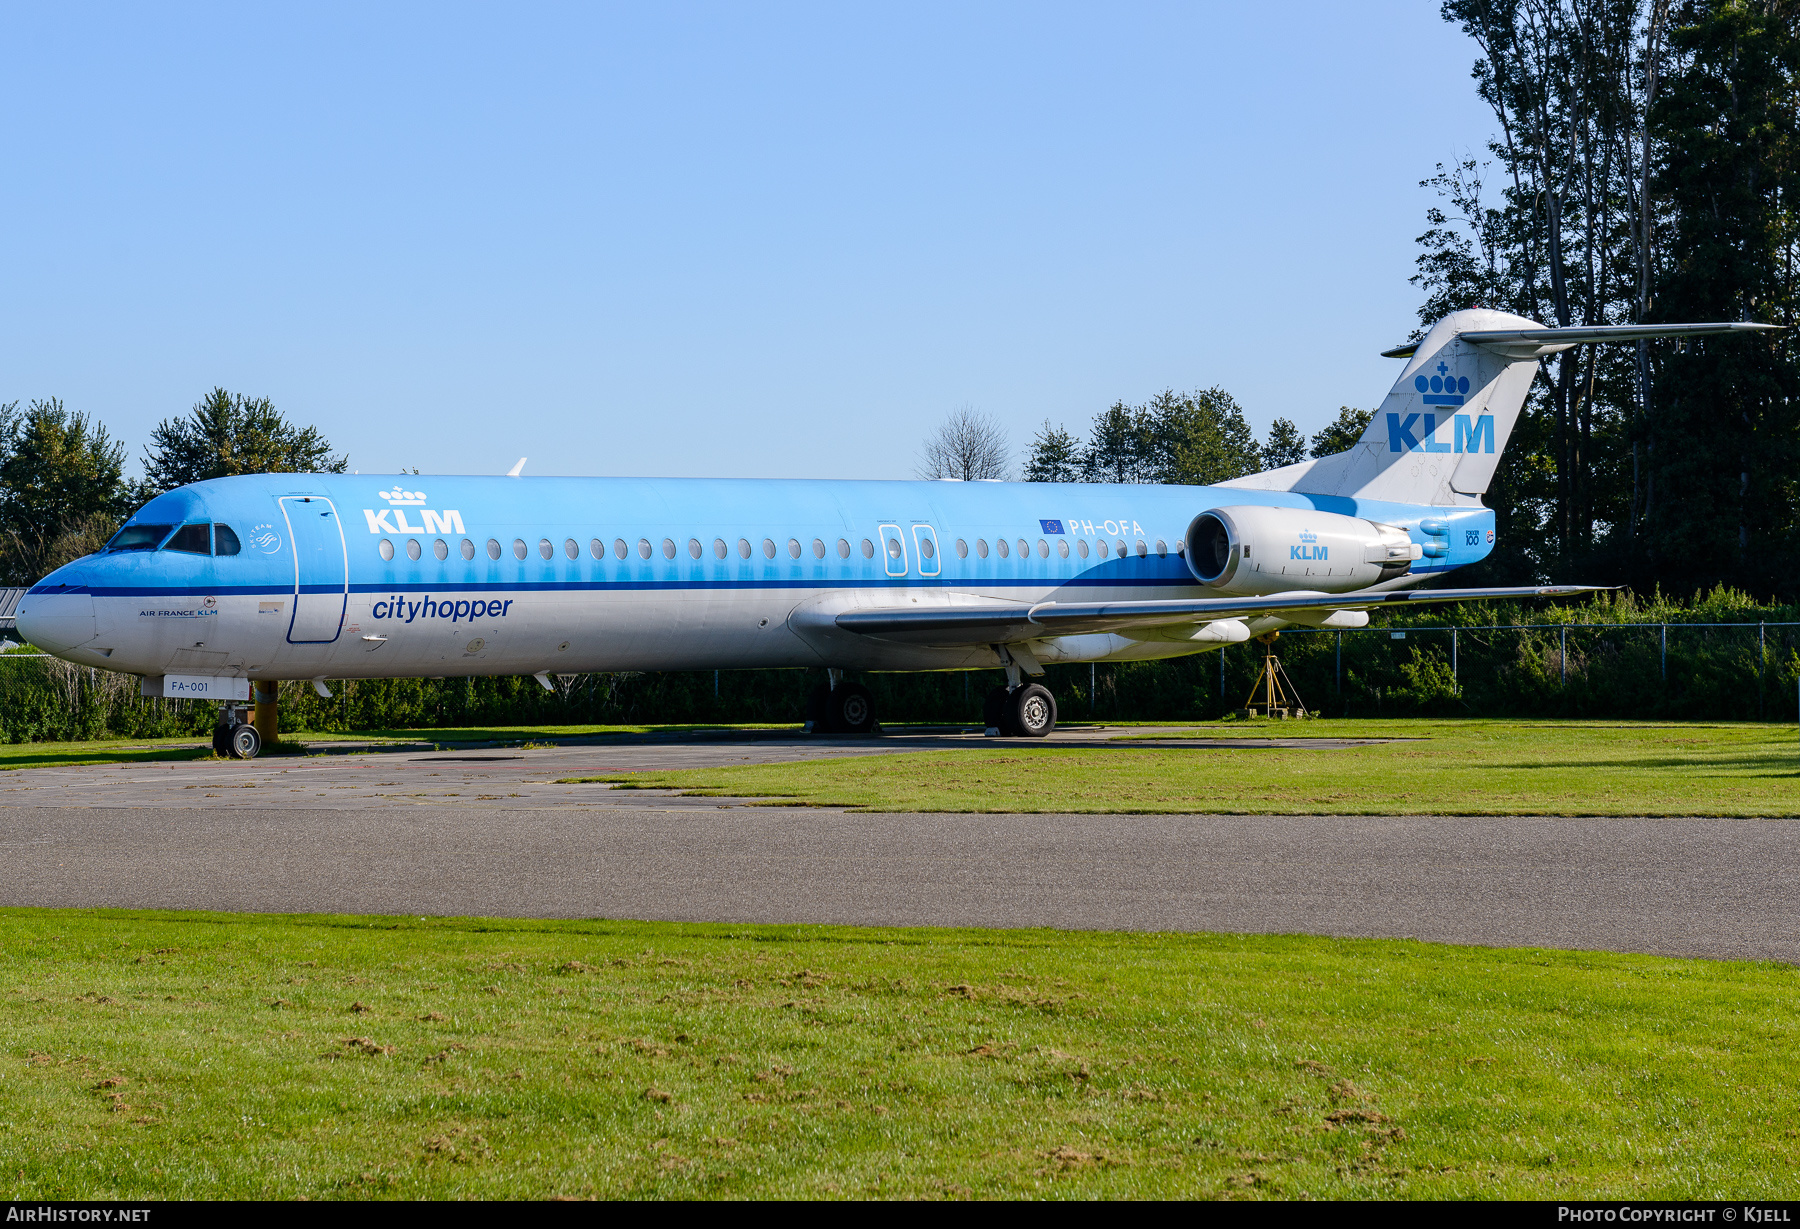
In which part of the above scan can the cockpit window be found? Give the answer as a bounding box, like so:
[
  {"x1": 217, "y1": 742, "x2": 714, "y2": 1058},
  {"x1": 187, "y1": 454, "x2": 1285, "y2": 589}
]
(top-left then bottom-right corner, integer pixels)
[
  {"x1": 214, "y1": 525, "x2": 241, "y2": 555},
  {"x1": 106, "y1": 524, "x2": 174, "y2": 551},
  {"x1": 163, "y1": 523, "x2": 212, "y2": 555}
]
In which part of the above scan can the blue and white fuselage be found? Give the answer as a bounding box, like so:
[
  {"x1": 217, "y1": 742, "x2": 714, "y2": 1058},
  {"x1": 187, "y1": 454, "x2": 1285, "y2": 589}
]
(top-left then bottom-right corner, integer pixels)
[{"x1": 17, "y1": 472, "x2": 1492, "y2": 683}]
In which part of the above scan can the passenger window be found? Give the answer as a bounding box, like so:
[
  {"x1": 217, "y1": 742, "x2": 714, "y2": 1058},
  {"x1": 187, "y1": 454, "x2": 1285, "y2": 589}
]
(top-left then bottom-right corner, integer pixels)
[
  {"x1": 1155, "y1": 539, "x2": 1167, "y2": 557},
  {"x1": 213, "y1": 524, "x2": 241, "y2": 555},
  {"x1": 1097, "y1": 539, "x2": 1109, "y2": 558},
  {"x1": 565, "y1": 538, "x2": 579, "y2": 560},
  {"x1": 920, "y1": 538, "x2": 936, "y2": 559},
  {"x1": 1036, "y1": 539, "x2": 1048, "y2": 558},
  {"x1": 1135, "y1": 539, "x2": 1148, "y2": 557},
  {"x1": 715, "y1": 538, "x2": 728, "y2": 559},
  {"x1": 164, "y1": 523, "x2": 211, "y2": 555},
  {"x1": 539, "y1": 539, "x2": 555, "y2": 560},
  {"x1": 1018, "y1": 539, "x2": 1030, "y2": 559},
  {"x1": 811, "y1": 538, "x2": 825, "y2": 559},
  {"x1": 762, "y1": 538, "x2": 776, "y2": 559},
  {"x1": 1076, "y1": 538, "x2": 1089, "y2": 559},
  {"x1": 738, "y1": 538, "x2": 752, "y2": 558},
  {"x1": 1056, "y1": 539, "x2": 1069, "y2": 558},
  {"x1": 836, "y1": 538, "x2": 850, "y2": 558},
  {"x1": 488, "y1": 539, "x2": 502, "y2": 560},
  {"x1": 407, "y1": 539, "x2": 423, "y2": 561},
  {"x1": 976, "y1": 538, "x2": 989, "y2": 559},
  {"x1": 614, "y1": 538, "x2": 629, "y2": 560},
  {"x1": 689, "y1": 538, "x2": 703, "y2": 559},
  {"x1": 955, "y1": 538, "x2": 968, "y2": 558},
  {"x1": 460, "y1": 538, "x2": 475, "y2": 560},
  {"x1": 513, "y1": 539, "x2": 528, "y2": 560},
  {"x1": 638, "y1": 538, "x2": 653, "y2": 560},
  {"x1": 996, "y1": 538, "x2": 1009, "y2": 558},
  {"x1": 860, "y1": 539, "x2": 874, "y2": 558},
  {"x1": 378, "y1": 539, "x2": 395, "y2": 561},
  {"x1": 662, "y1": 538, "x2": 677, "y2": 559},
  {"x1": 434, "y1": 538, "x2": 449, "y2": 560},
  {"x1": 1116, "y1": 539, "x2": 1127, "y2": 558},
  {"x1": 787, "y1": 538, "x2": 801, "y2": 559},
  {"x1": 591, "y1": 538, "x2": 604, "y2": 560},
  {"x1": 885, "y1": 536, "x2": 902, "y2": 558}
]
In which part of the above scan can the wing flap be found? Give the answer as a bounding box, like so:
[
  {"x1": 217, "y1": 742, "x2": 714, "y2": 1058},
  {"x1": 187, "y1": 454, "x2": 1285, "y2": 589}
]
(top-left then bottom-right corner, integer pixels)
[{"x1": 834, "y1": 585, "x2": 1606, "y2": 646}]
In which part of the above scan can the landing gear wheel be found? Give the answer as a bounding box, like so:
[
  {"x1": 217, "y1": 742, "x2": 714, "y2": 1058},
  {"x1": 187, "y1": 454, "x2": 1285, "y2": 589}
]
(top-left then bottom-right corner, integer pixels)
[
  {"x1": 1006, "y1": 684, "x2": 1057, "y2": 738},
  {"x1": 227, "y1": 722, "x2": 261, "y2": 760},
  {"x1": 983, "y1": 686, "x2": 1014, "y2": 735},
  {"x1": 211, "y1": 722, "x2": 231, "y2": 756},
  {"x1": 824, "y1": 681, "x2": 876, "y2": 735}
]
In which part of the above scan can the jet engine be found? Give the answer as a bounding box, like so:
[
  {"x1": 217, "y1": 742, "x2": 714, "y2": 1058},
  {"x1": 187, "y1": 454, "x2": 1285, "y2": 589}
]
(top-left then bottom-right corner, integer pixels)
[{"x1": 1185, "y1": 505, "x2": 1420, "y2": 596}]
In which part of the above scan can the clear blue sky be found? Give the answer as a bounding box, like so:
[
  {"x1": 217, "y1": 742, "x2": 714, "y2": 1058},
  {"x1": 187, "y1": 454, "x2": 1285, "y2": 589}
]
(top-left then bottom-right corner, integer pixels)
[{"x1": 0, "y1": 2, "x2": 1496, "y2": 481}]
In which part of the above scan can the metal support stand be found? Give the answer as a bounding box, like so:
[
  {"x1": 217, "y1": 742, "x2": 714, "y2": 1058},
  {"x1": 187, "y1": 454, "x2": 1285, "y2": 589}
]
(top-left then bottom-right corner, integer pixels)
[
  {"x1": 1241, "y1": 634, "x2": 1307, "y2": 719},
  {"x1": 1560, "y1": 626, "x2": 1568, "y2": 686}
]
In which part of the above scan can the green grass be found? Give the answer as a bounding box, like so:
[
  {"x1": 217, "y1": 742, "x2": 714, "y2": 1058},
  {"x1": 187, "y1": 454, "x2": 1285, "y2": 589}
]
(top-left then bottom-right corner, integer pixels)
[
  {"x1": 4, "y1": 909, "x2": 1797, "y2": 1199},
  {"x1": 569, "y1": 719, "x2": 1800, "y2": 815}
]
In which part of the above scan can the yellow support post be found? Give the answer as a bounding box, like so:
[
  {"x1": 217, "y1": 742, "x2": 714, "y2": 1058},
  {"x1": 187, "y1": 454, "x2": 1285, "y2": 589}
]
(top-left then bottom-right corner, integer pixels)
[{"x1": 253, "y1": 680, "x2": 280, "y2": 747}]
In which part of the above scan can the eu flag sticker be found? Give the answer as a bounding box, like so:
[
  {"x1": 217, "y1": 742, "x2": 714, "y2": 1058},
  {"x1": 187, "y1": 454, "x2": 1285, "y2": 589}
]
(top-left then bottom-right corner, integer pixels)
[{"x1": 1039, "y1": 519, "x2": 1064, "y2": 533}]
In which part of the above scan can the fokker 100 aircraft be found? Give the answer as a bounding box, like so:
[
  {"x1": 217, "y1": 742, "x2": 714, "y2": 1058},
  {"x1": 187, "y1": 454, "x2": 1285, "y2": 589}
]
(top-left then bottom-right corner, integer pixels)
[{"x1": 15, "y1": 309, "x2": 1778, "y2": 756}]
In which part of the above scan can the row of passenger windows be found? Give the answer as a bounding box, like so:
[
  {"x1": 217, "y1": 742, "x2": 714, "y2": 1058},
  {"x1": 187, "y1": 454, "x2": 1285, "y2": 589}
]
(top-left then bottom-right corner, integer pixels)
[{"x1": 375, "y1": 535, "x2": 1178, "y2": 563}]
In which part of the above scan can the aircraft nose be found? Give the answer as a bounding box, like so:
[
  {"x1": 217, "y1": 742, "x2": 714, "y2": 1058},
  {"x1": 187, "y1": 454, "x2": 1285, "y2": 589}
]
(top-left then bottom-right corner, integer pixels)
[{"x1": 15, "y1": 569, "x2": 97, "y2": 653}]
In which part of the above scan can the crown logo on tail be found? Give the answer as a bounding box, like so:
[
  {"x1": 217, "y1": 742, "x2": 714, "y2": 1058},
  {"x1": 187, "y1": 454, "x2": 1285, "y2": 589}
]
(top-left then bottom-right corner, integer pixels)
[{"x1": 1415, "y1": 361, "x2": 1470, "y2": 406}]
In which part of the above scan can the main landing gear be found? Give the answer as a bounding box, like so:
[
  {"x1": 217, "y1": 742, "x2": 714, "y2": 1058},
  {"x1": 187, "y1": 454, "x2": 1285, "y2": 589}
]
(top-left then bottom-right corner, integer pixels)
[
  {"x1": 807, "y1": 671, "x2": 878, "y2": 735},
  {"x1": 212, "y1": 703, "x2": 262, "y2": 760},
  {"x1": 983, "y1": 682, "x2": 1057, "y2": 737}
]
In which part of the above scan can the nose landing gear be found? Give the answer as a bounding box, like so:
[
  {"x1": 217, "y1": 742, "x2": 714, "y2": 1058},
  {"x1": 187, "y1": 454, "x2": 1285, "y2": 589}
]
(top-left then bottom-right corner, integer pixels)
[{"x1": 213, "y1": 703, "x2": 262, "y2": 759}]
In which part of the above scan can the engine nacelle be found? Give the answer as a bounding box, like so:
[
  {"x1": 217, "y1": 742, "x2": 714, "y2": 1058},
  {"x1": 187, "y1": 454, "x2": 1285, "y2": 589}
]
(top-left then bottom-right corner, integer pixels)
[{"x1": 1184, "y1": 505, "x2": 1420, "y2": 596}]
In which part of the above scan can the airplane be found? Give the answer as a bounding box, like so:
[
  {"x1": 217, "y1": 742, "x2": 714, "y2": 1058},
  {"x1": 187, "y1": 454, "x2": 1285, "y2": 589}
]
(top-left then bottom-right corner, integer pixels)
[{"x1": 15, "y1": 309, "x2": 1779, "y2": 757}]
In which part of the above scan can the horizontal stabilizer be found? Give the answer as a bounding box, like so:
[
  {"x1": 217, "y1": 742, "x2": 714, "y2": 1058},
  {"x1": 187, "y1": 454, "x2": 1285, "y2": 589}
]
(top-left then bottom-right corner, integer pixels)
[
  {"x1": 1395, "y1": 321, "x2": 1780, "y2": 361},
  {"x1": 836, "y1": 585, "x2": 1607, "y2": 647}
]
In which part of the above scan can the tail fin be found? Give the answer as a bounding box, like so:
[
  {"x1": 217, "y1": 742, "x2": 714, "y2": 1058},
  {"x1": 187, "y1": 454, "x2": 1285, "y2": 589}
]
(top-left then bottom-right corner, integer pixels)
[{"x1": 1224, "y1": 309, "x2": 1780, "y2": 506}]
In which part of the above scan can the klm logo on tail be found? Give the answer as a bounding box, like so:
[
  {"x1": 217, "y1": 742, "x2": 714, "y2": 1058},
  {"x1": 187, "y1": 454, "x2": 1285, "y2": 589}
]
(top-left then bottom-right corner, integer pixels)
[
  {"x1": 1388, "y1": 364, "x2": 1495, "y2": 454},
  {"x1": 1388, "y1": 413, "x2": 1495, "y2": 454}
]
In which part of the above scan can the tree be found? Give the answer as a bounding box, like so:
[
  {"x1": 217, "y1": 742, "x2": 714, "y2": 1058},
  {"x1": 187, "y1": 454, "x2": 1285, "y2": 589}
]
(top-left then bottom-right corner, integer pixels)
[
  {"x1": 1263, "y1": 417, "x2": 1308, "y2": 468},
  {"x1": 1081, "y1": 401, "x2": 1153, "y2": 483},
  {"x1": 0, "y1": 398, "x2": 131, "y2": 584},
  {"x1": 1636, "y1": 0, "x2": 1800, "y2": 596},
  {"x1": 1022, "y1": 421, "x2": 1084, "y2": 482},
  {"x1": 142, "y1": 388, "x2": 347, "y2": 494},
  {"x1": 916, "y1": 406, "x2": 1009, "y2": 481},
  {"x1": 1309, "y1": 406, "x2": 1374, "y2": 457},
  {"x1": 1143, "y1": 388, "x2": 1264, "y2": 486}
]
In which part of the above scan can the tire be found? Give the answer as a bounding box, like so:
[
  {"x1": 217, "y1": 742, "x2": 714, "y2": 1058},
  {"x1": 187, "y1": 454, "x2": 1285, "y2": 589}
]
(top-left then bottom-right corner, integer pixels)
[
  {"x1": 228, "y1": 722, "x2": 262, "y2": 760},
  {"x1": 983, "y1": 686, "x2": 1015, "y2": 735},
  {"x1": 1007, "y1": 683, "x2": 1057, "y2": 737},
  {"x1": 211, "y1": 722, "x2": 231, "y2": 756},
  {"x1": 826, "y1": 682, "x2": 876, "y2": 735}
]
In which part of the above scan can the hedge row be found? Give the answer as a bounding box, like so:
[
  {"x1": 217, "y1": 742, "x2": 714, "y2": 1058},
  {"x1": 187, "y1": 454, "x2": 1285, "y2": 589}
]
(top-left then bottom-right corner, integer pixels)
[{"x1": 4, "y1": 588, "x2": 1797, "y2": 743}]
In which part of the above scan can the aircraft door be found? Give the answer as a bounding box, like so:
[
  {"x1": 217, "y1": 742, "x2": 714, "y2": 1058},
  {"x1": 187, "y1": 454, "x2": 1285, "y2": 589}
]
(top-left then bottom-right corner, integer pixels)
[
  {"x1": 877, "y1": 523, "x2": 908, "y2": 577},
  {"x1": 911, "y1": 524, "x2": 941, "y2": 577},
  {"x1": 279, "y1": 496, "x2": 348, "y2": 644}
]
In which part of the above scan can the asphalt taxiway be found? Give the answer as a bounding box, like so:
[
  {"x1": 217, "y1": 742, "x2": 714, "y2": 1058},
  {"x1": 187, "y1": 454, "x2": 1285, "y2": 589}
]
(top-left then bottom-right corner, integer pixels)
[{"x1": 0, "y1": 729, "x2": 1791, "y2": 964}]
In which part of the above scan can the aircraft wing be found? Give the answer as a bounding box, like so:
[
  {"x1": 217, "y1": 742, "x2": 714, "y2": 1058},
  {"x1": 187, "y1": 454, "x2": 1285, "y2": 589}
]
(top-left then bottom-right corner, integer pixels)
[{"x1": 834, "y1": 585, "x2": 1605, "y2": 646}]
